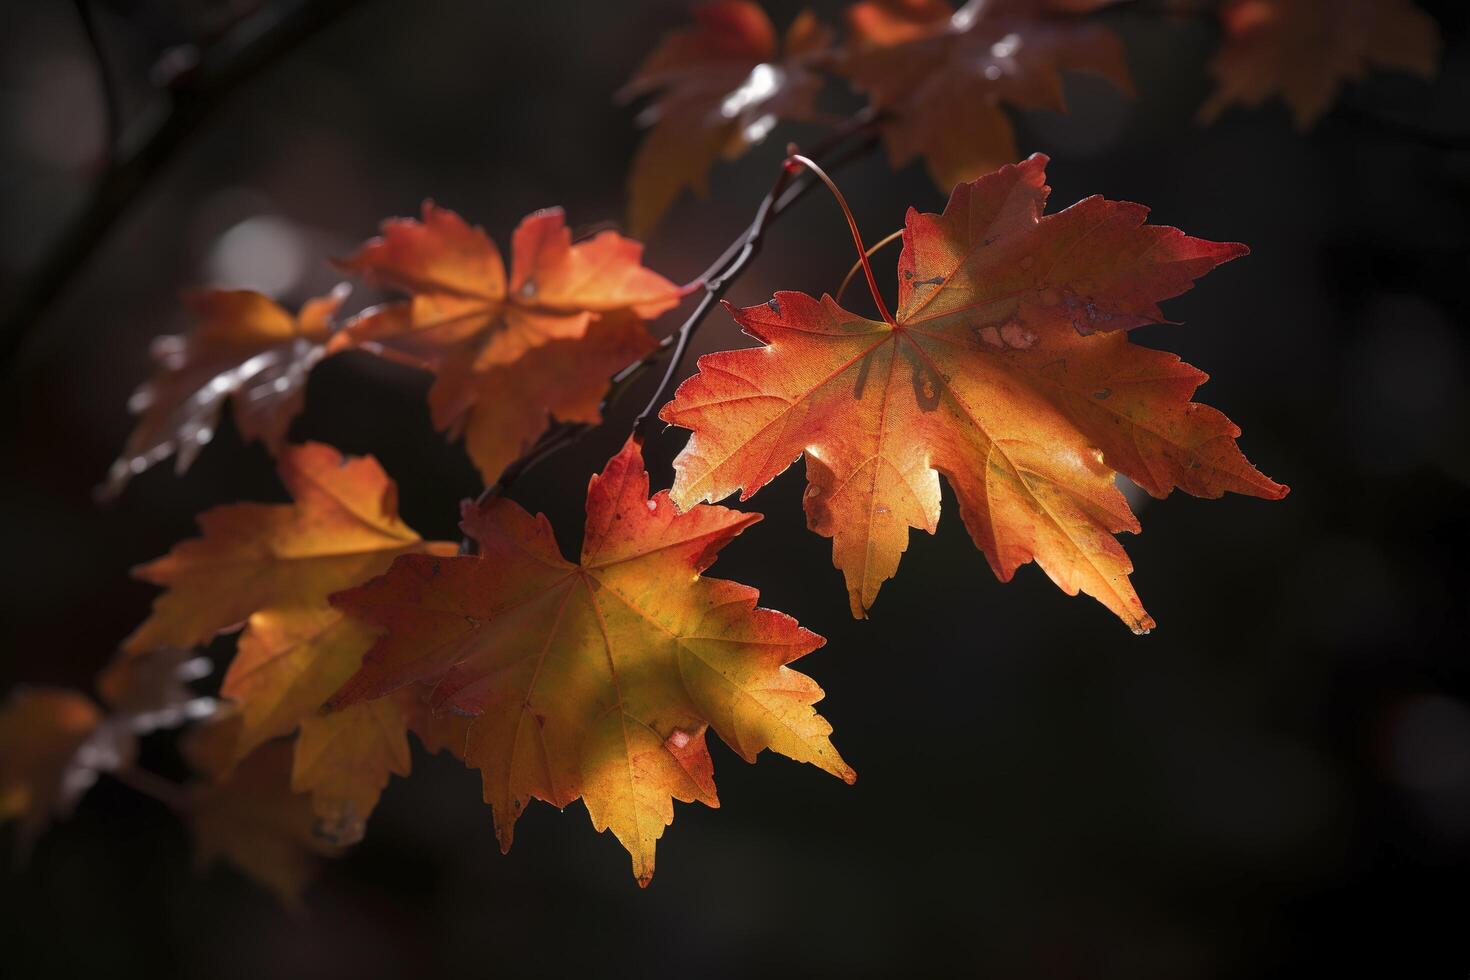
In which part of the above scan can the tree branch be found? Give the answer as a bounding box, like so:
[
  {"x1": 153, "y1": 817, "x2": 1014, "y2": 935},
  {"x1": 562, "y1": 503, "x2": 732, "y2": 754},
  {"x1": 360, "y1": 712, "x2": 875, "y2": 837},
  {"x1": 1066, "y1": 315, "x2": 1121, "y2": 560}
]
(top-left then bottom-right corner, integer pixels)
[
  {"x1": 459, "y1": 107, "x2": 882, "y2": 551},
  {"x1": 109, "y1": 764, "x2": 190, "y2": 812},
  {"x1": 0, "y1": 0, "x2": 365, "y2": 370},
  {"x1": 72, "y1": 0, "x2": 124, "y2": 155}
]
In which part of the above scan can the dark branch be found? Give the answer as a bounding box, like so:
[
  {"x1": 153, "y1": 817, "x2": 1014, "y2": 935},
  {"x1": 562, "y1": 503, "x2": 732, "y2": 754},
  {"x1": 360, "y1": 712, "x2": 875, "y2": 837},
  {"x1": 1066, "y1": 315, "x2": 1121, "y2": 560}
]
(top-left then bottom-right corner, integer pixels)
[
  {"x1": 72, "y1": 0, "x2": 124, "y2": 154},
  {"x1": 109, "y1": 765, "x2": 190, "y2": 813},
  {"x1": 460, "y1": 107, "x2": 882, "y2": 552},
  {"x1": 0, "y1": 0, "x2": 365, "y2": 370}
]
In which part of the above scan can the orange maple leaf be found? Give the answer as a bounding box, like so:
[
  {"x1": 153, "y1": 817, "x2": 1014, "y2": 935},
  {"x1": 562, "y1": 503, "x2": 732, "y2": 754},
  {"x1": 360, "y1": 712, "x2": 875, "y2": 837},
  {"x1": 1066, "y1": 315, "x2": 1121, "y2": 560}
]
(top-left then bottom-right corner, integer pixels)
[
  {"x1": 0, "y1": 688, "x2": 106, "y2": 855},
  {"x1": 329, "y1": 438, "x2": 852, "y2": 885},
  {"x1": 661, "y1": 154, "x2": 1286, "y2": 628},
  {"x1": 620, "y1": 1, "x2": 832, "y2": 236},
  {"x1": 225, "y1": 608, "x2": 411, "y2": 844},
  {"x1": 125, "y1": 441, "x2": 455, "y2": 653},
  {"x1": 335, "y1": 203, "x2": 677, "y2": 369},
  {"x1": 333, "y1": 204, "x2": 676, "y2": 483},
  {"x1": 391, "y1": 687, "x2": 472, "y2": 759},
  {"x1": 840, "y1": 0, "x2": 1132, "y2": 191},
  {"x1": 125, "y1": 442, "x2": 454, "y2": 842},
  {"x1": 426, "y1": 312, "x2": 657, "y2": 486},
  {"x1": 99, "y1": 286, "x2": 350, "y2": 501},
  {"x1": 1200, "y1": 0, "x2": 1441, "y2": 127},
  {"x1": 182, "y1": 713, "x2": 343, "y2": 908}
]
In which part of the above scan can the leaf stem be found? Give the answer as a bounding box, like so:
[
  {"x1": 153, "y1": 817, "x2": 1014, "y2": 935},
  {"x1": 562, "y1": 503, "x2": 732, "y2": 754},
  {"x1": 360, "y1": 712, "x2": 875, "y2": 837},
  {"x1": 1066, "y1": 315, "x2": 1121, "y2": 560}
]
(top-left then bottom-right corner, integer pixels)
[
  {"x1": 784, "y1": 154, "x2": 895, "y2": 325},
  {"x1": 628, "y1": 162, "x2": 797, "y2": 439},
  {"x1": 109, "y1": 765, "x2": 190, "y2": 812},
  {"x1": 72, "y1": 0, "x2": 124, "y2": 156},
  {"x1": 835, "y1": 228, "x2": 904, "y2": 305}
]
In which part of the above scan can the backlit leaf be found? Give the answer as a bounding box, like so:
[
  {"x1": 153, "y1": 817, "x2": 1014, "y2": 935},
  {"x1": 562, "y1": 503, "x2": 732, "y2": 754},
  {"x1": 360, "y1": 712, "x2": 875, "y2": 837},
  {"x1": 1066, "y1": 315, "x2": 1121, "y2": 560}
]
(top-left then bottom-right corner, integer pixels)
[
  {"x1": 620, "y1": 1, "x2": 833, "y2": 236},
  {"x1": 334, "y1": 204, "x2": 677, "y2": 370},
  {"x1": 839, "y1": 0, "x2": 1131, "y2": 190},
  {"x1": 125, "y1": 442, "x2": 456, "y2": 654},
  {"x1": 1200, "y1": 0, "x2": 1441, "y2": 127},
  {"x1": 0, "y1": 688, "x2": 106, "y2": 856},
  {"x1": 661, "y1": 154, "x2": 1286, "y2": 627},
  {"x1": 127, "y1": 443, "x2": 455, "y2": 840},
  {"x1": 100, "y1": 286, "x2": 349, "y2": 500},
  {"x1": 330, "y1": 438, "x2": 852, "y2": 885}
]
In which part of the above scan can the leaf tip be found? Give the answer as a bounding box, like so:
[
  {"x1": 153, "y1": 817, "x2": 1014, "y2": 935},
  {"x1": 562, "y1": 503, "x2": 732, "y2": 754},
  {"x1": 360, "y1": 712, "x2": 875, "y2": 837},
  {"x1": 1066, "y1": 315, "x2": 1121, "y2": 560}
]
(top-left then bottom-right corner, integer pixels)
[{"x1": 1220, "y1": 241, "x2": 1251, "y2": 263}]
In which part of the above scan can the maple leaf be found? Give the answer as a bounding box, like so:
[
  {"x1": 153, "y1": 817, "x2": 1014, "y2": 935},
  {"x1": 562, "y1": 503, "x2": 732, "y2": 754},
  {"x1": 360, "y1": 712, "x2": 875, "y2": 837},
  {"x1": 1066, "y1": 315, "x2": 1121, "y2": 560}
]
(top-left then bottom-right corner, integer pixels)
[
  {"x1": 223, "y1": 609, "x2": 377, "y2": 760},
  {"x1": 425, "y1": 312, "x2": 657, "y2": 486},
  {"x1": 335, "y1": 203, "x2": 677, "y2": 370},
  {"x1": 329, "y1": 438, "x2": 853, "y2": 885},
  {"x1": 291, "y1": 695, "x2": 410, "y2": 846},
  {"x1": 183, "y1": 716, "x2": 342, "y2": 908},
  {"x1": 620, "y1": 1, "x2": 832, "y2": 236},
  {"x1": 124, "y1": 441, "x2": 456, "y2": 655},
  {"x1": 839, "y1": 0, "x2": 1132, "y2": 190},
  {"x1": 224, "y1": 607, "x2": 408, "y2": 844},
  {"x1": 99, "y1": 286, "x2": 350, "y2": 501},
  {"x1": 96, "y1": 646, "x2": 217, "y2": 733},
  {"x1": 391, "y1": 687, "x2": 472, "y2": 759},
  {"x1": 660, "y1": 154, "x2": 1286, "y2": 628},
  {"x1": 333, "y1": 203, "x2": 676, "y2": 483},
  {"x1": 125, "y1": 442, "x2": 454, "y2": 841},
  {"x1": 1199, "y1": 0, "x2": 1441, "y2": 127},
  {"x1": 0, "y1": 688, "x2": 106, "y2": 855}
]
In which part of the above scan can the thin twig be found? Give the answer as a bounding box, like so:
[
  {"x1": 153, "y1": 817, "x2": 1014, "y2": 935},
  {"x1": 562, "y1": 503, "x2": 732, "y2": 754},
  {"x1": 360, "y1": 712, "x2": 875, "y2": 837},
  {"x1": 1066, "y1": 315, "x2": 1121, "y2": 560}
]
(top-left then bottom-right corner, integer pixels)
[
  {"x1": 0, "y1": 0, "x2": 365, "y2": 370},
  {"x1": 628, "y1": 164, "x2": 797, "y2": 438},
  {"x1": 72, "y1": 0, "x2": 124, "y2": 154},
  {"x1": 785, "y1": 153, "x2": 895, "y2": 325},
  {"x1": 459, "y1": 108, "x2": 883, "y2": 551},
  {"x1": 109, "y1": 765, "x2": 190, "y2": 812},
  {"x1": 836, "y1": 228, "x2": 904, "y2": 304}
]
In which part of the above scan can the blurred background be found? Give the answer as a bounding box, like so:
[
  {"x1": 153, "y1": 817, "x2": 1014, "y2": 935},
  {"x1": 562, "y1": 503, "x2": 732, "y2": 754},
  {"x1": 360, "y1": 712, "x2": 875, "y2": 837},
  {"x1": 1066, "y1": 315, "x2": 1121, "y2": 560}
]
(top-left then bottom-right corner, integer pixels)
[{"x1": 1, "y1": 0, "x2": 1467, "y2": 976}]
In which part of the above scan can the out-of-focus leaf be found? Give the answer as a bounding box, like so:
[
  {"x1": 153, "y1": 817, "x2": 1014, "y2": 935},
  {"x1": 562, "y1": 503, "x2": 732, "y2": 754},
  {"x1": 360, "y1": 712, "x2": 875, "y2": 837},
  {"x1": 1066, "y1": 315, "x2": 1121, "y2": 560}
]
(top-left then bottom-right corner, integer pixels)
[
  {"x1": 0, "y1": 688, "x2": 110, "y2": 855},
  {"x1": 100, "y1": 285, "x2": 350, "y2": 500},
  {"x1": 620, "y1": 1, "x2": 833, "y2": 236},
  {"x1": 96, "y1": 646, "x2": 216, "y2": 733},
  {"x1": 185, "y1": 728, "x2": 342, "y2": 908},
  {"x1": 839, "y1": 0, "x2": 1132, "y2": 190},
  {"x1": 1200, "y1": 0, "x2": 1441, "y2": 127}
]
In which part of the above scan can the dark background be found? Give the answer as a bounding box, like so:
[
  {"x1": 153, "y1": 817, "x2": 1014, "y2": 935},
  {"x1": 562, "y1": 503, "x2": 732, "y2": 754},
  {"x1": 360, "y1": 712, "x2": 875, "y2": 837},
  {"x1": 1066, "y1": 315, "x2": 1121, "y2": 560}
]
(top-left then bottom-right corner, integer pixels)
[{"x1": 2, "y1": 0, "x2": 1468, "y2": 976}]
